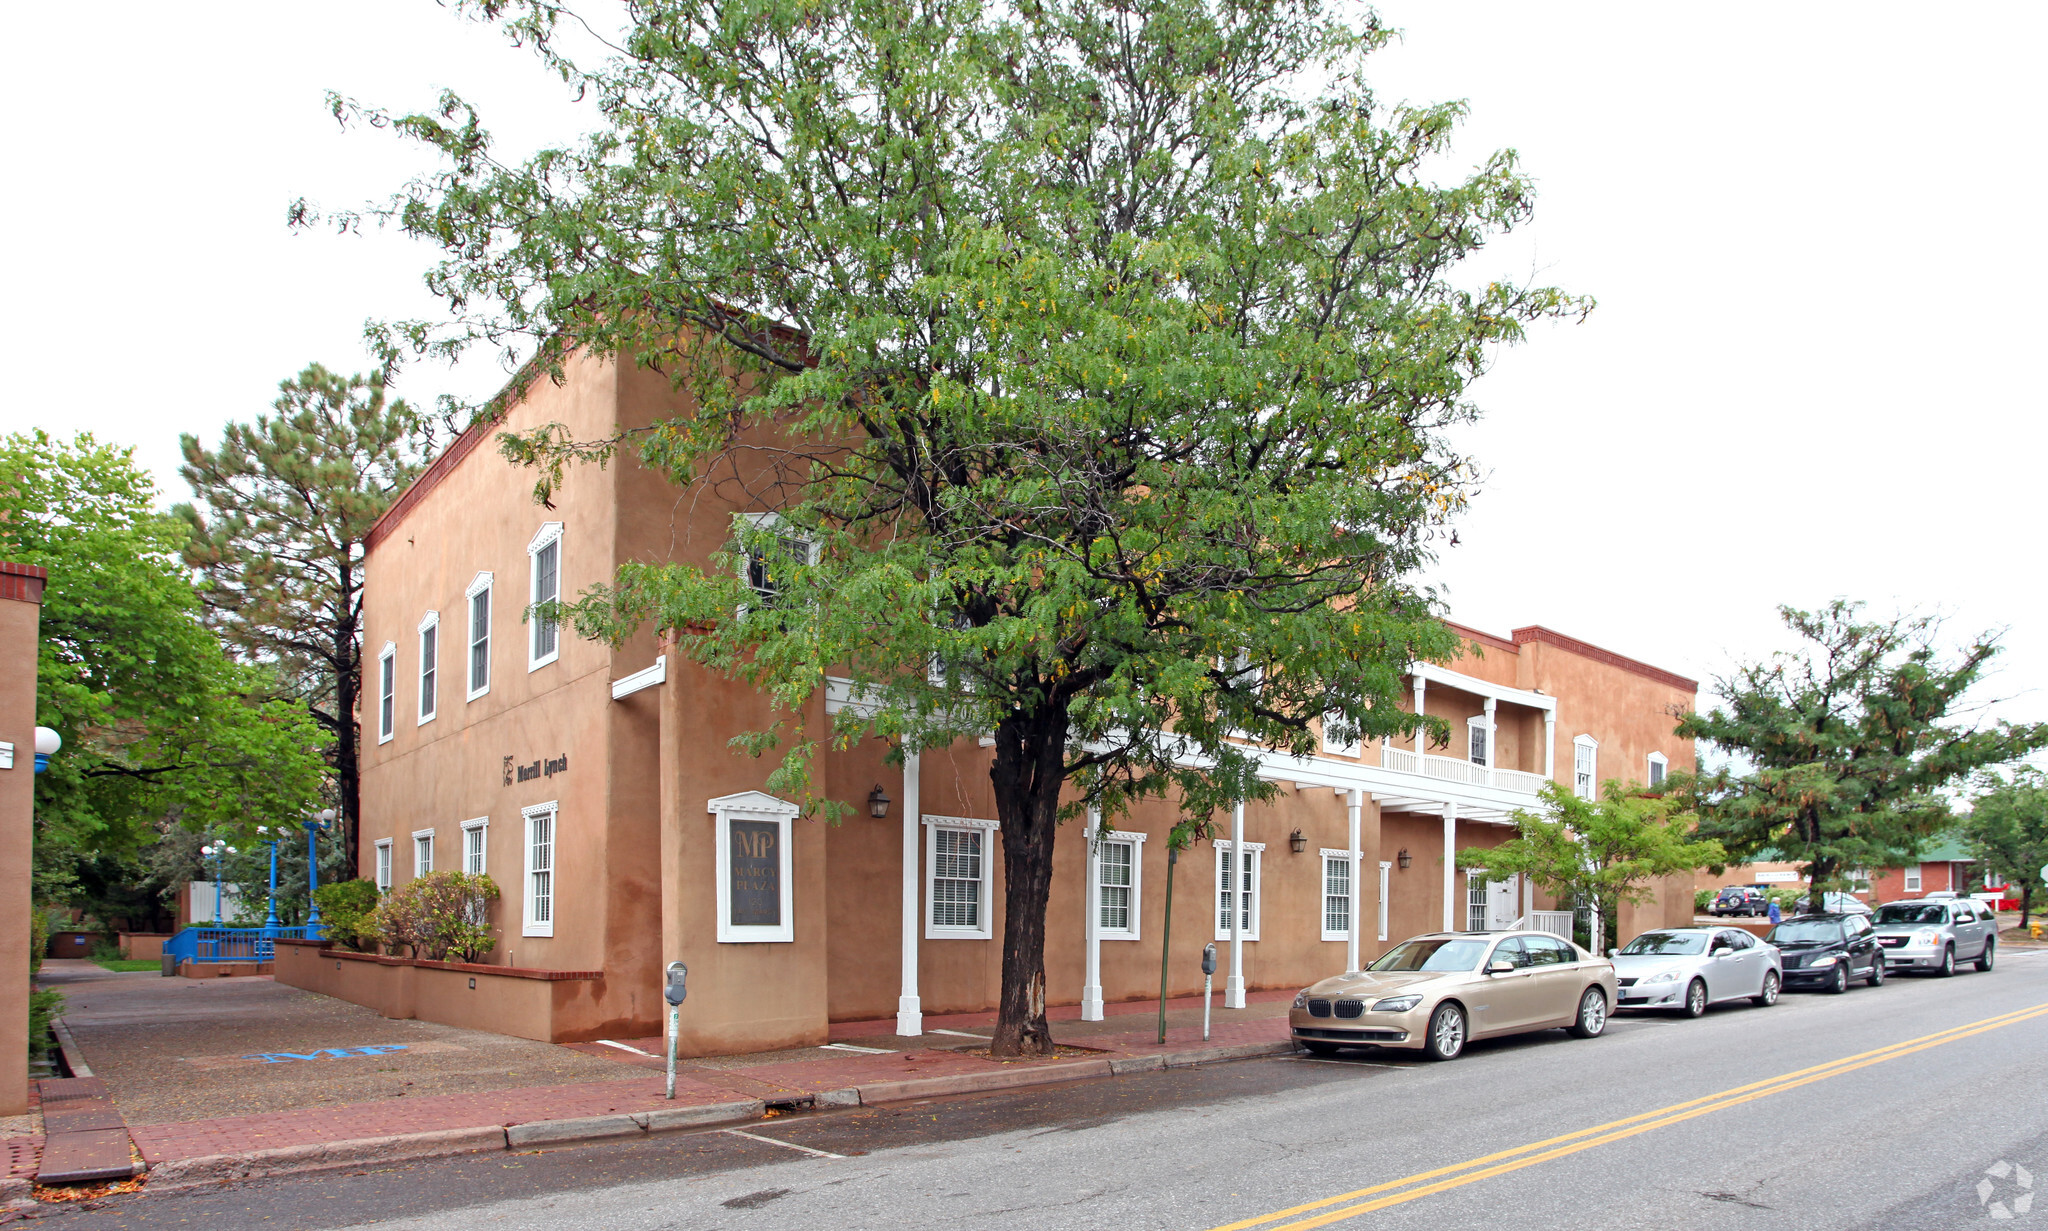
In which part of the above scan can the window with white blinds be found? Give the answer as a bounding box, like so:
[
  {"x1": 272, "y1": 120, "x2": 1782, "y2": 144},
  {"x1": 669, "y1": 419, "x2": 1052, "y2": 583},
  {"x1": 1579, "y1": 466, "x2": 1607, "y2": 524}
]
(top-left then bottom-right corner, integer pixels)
[{"x1": 925, "y1": 817, "x2": 997, "y2": 939}]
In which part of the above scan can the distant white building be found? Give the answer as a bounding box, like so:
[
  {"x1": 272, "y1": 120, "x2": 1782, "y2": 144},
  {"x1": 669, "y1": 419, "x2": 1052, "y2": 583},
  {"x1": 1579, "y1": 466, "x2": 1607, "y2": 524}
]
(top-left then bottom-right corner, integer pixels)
[{"x1": 182, "y1": 881, "x2": 245, "y2": 925}]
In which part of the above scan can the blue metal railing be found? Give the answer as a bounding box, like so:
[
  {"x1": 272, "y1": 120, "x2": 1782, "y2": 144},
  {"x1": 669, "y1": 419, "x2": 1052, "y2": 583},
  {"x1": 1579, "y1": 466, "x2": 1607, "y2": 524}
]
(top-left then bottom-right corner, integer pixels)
[{"x1": 164, "y1": 924, "x2": 326, "y2": 965}]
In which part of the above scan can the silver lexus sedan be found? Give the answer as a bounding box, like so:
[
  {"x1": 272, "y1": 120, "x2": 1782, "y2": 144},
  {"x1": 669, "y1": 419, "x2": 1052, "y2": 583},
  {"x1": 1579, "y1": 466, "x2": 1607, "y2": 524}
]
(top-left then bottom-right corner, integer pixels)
[{"x1": 1612, "y1": 926, "x2": 1782, "y2": 1016}]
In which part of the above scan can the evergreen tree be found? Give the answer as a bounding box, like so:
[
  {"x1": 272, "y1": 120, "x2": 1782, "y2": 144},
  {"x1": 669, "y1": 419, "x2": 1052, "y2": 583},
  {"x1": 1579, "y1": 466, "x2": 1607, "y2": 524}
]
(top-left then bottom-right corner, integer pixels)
[
  {"x1": 1677, "y1": 602, "x2": 2048, "y2": 916},
  {"x1": 176, "y1": 365, "x2": 434, "y2": 875},
  {"x1": 319, "y1": 0, "x2": 1583, "y2": 1054},
  {"x1": 1958, "y1": 769, "x2": 2048, "y2": 928}
]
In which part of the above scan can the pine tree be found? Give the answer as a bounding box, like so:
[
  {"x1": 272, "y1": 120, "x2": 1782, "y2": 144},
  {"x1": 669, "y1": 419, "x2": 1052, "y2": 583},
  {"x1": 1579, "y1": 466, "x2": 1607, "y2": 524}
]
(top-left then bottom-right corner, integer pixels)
[
  {"x1": 1678, "y1": 602, "x2": 2048, "y2": 916},
  {"x1": 176, "y1": 365, "x2": 434, "y2": 875}
]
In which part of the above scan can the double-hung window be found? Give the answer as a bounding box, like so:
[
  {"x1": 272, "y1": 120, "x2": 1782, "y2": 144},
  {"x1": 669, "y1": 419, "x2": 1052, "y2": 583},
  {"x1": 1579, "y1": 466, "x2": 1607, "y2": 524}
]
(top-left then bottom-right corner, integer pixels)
[
  {"x1": 737, "y1": 512, "x2": 815, "y2": 615},
  {"x1": 522, "y1": 802, "x2": 556, "y2": 936},
  {"x1": 1214, "y1": 841, "x2": 1262, "y2": 940},
  {"x1": 1574, "y1": 735, "x2": 1598, "y2": 800},
  {"x1": 462, "y1": 818, "x2": 488, "y2": 876},
  {"x1": 1321, "y1": 851, "x2": 1353, "y2": 941},
  {"x1": 1094, "y1": 831, "x2": 1144, "y2": 940},
  {"x1": 377, "y1": 642, "x2": 397, "y2": 743},
  {"x1": 417, "y1": 612, "x2": 439, "y2": 724},
  {"x1": 528, "y1": 523, "x2": 563, "y2": 670},
  {"x1": 1468, "y1": 718, "x2": 1491, "y2": 767},
  {"x1": 925, "y1": 816, "x2": 998, "y2": 940},
  {"x1": 466, "y1": 572, "x2": 493, "y2": 700},
  {"x1": 1647, "y1": 751, "x2": 1668, "y2": 788},
  {"x1": 413, "y1": 829, "x2": 435, "y2": 878},
  {"x1": 1904, "y1": 866, "x2": 1922, "y2": 893},
  {"x1": 1321, "y1": 710, "x2": 1360, "y2": 758},
  {"x1": 374, "y1": 839, "x2": 393, "y2": 893}
]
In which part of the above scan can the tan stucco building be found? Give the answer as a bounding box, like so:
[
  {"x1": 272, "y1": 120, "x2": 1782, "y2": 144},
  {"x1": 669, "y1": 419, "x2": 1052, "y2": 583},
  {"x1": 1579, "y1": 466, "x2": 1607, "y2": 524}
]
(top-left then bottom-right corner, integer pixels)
[{"x1": 307, "y1": 351, "x2": 1699, "y2": 1051}]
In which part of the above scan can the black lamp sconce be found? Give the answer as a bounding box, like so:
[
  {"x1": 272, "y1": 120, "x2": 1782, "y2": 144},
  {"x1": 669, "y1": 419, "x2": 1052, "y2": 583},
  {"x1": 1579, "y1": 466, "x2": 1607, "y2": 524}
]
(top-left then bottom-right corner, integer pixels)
[
  {"x1": 867, "y1": 784, "x2": 892, "y2": 818},
  {"x1": 1397, "y1": 848, "x2": 1412, "y2": 870},
  {"x1": 1288, "y1": 829, "x2": 1307, "y2": 854}
]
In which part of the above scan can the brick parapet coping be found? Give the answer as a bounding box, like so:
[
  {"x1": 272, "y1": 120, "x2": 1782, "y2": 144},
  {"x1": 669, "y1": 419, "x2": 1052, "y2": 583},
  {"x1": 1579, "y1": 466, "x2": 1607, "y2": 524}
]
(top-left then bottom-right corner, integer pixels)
[
  {"x1": 0, "y1": 560, "x2": 48, "y2": 604},
  {"x1": 1510, "y1": 624, "x2": 1698, "y2": 693},
  {"x1": 277, "y1": 939, "x2": 601, "y2": 981}
]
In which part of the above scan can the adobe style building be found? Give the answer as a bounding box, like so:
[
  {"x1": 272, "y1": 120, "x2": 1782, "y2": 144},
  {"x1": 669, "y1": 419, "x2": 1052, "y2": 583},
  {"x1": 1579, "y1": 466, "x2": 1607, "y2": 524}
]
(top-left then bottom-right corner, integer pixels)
[{"x1": 278, "y1": 351, "x2": 1699, "y2": 1051}]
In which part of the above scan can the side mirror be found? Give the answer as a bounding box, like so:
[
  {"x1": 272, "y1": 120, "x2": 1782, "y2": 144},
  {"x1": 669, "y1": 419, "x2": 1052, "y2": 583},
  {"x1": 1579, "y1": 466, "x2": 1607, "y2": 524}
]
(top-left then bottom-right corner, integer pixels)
[
  {"x1": 1606, "y1": 949, "x2": 1619, "y2": 959},
  {"x1": 1487, "y1": 960, "x2": 1514, "y2": 975}
]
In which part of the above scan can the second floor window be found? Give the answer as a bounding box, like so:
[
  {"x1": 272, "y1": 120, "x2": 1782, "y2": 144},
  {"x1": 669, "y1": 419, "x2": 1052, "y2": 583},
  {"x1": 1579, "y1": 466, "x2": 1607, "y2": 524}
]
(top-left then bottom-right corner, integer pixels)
[
  {"x1": 418, "y1": 614, "x2": 439, "y2": 723},
  {"x1": 467, "y1": 572, "x2": 493, "y2": 699},
  {"x1": 1574, "y1": 737, "x2": 1598, "y2": 799},
  {"x1": 529, "y1": 523, "x2": 563, "y2": 669},
  {"x1": 377, "y1": 643, "x2": 396, "y2": 742}
]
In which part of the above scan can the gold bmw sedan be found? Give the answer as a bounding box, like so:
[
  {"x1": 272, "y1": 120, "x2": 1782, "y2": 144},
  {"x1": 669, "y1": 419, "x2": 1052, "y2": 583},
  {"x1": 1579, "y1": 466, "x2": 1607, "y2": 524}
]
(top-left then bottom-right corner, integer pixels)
[{"x1": 1290, "y1": 930, "x2": 1618, "y2": 1061}]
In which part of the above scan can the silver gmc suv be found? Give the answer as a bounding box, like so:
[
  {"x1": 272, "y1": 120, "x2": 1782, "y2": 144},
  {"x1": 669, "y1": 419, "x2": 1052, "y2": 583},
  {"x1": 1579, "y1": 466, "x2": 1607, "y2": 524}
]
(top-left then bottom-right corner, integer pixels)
[{"x1": 1871, "y1": 897, "x2": 1999, "y2": 976}]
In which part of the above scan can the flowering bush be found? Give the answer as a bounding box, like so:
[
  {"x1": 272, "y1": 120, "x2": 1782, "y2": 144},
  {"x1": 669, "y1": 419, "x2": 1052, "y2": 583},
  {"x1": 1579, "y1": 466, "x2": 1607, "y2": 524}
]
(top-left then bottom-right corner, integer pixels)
[
  {"x1": 312, "y1": 879, "x2": 383, "y2": 951},
  {"x1": 367, "y1": 872, "x2": 500, "y2": 962}
]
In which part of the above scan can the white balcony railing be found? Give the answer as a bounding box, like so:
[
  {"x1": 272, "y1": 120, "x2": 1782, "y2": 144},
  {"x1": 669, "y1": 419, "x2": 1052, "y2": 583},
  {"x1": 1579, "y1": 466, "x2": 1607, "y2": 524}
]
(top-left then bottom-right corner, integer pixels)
[{"x1": 1377, "y1": 743, "x2": 1546, "y2": 797}]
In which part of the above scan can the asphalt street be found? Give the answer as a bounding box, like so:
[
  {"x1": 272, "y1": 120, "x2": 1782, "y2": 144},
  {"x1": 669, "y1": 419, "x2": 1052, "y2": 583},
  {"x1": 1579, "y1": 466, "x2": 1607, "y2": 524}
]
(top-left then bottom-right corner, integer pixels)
[{"x1": 45, "y1": 950, "x2": 2048, "y2": 1231}]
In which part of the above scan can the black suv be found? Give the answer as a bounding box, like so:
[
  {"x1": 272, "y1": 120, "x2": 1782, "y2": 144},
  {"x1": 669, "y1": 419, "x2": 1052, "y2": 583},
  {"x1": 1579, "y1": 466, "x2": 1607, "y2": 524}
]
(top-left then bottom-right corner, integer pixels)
[
  {"x1": 1711, "y1": 887, "x2": 1769, "y2": 917},
  {"x1": 1766, "y1": 913, "x2": 1884, "y2": 993}
]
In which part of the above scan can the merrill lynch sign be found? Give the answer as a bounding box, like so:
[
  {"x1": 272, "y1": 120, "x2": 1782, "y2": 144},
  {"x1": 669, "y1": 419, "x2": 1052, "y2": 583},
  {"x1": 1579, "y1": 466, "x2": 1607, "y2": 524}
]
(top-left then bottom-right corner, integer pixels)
[{"x1": 503, "y1": 754, "x2": 569, "y2": 787}]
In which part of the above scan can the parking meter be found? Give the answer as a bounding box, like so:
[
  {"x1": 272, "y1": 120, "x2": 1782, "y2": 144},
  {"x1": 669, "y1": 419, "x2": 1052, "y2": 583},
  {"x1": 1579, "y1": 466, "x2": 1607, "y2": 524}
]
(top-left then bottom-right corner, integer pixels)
[
  {"x1": 663, "y1": 961, "x2": 688, "y2": 1098},
  {"x1": 664, "y1": 961, "x2": 689, "y2": 1005},
  {"x1": 1201, "y1": 943, "x2": 1217, "y2": 976},
  {"x1": 1201, "y1": 943, "x2": 1217, "y2": 1041}
]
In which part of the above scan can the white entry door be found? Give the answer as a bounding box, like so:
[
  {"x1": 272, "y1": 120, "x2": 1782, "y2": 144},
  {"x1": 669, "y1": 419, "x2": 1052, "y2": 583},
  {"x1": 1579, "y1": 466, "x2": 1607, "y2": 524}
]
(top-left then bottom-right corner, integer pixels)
[{"x1": 1487, "y1": 877, "x2": 1521, "y2": 931}]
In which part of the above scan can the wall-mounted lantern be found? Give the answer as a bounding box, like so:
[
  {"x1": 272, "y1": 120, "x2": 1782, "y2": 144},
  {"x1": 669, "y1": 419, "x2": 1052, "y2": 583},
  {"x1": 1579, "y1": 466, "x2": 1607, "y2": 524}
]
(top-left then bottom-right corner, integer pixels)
[
  {"x1": 1288, "y1": 829, "x2": 1307, "y2": 854},
  {"x1": 1397, "y1": 848, "x2": 1412, "y2": 871},
  {"x1": 867, "y1": 784, "x2": 892, "y2": 819}
]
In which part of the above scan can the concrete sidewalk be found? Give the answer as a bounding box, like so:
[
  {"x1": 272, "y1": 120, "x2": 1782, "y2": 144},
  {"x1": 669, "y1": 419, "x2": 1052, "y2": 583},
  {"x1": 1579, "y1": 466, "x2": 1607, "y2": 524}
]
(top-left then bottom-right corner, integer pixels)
[{"x1": 26, "y1": 962, "x2": 1296, "y2": 1194}]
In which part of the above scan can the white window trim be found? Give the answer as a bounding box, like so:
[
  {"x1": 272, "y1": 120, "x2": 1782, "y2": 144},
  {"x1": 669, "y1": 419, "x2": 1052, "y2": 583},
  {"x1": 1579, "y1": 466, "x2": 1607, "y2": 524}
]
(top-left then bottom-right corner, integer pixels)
[
  {"x1": 377, "y1": 641, "x2": 397, "y2": 744},
  {"x1": 735, "y1": 512, "x2": 819, "y2": 617},
  {"x1": 412, "y1": 828, "x2": 436, "y2": 878},
  {"x1": 466, "y1": 572, "x2": 493, "y2": 701},
  {"x1": 1321, "y1": 710, "x2": 1361, "y2": 758},
  {"x1": 1377, "y1": 861, "x2": 1392, "y2": 942},
  {"x1": 1320, "y1": 848, "x2": 1355, "y2": 942},
  {"x1": 1573, "y1": 734, "x2": 1599, "y2": 800},
  {"x1": 416, "y1": 611, "x2": 440, "y2": 725},
  {"x1": 1466, "y1": 716, "x2": 1492, "y2": 768},
  {"x1": 1904, "y1": 866, "x2": 1923, "y2": 893},
  {"x1": 1214, "y1": 839, "x2": 1265, "y2": 942},
  {"x1": 924, "y1": 815, "x2": 999, "y2": 940},
  {"x1": 461, "y1": 817, "x2": 489, "y2": 876},
  {"x1": 1646, "y1": 750, "x2": 1668, "y2": 786},
  {"x1": 1093, "y1": 830, "x2": 1146, "y2": 941},
  {"x1": 522, "y1": 801, "x2": 558, "y2": 937},
  {"x1": 373, "y1": 839, "x2": 393, "y2": 893},
  {"x1": 710, "y1": 791, "x2": 800, "y2": 943},
  {"x1": 527, "y1": 522, "x2": 564, "y2": 672}
]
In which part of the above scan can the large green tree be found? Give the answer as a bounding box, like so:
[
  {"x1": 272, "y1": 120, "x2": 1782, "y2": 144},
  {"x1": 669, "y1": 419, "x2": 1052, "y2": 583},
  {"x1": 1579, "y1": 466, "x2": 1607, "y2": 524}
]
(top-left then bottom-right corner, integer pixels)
[
  {"x1": 1959, "y1": 769, "x2": 2048, "y2": 928},
  {"x1": 176, "y1": 364, "x2": 435, "y2": 876},
  {"x1": 320, "y1": 0, "x2": 1581, "y2": 1053},
  {"x1": 1678, "y1": 602, "x2": 2048, "y2": 917},
  {"x1": 0, "y1": 432, "x2": 330, "y2": 903},
  {"x1": 1458, "y1": 782, "x2": 1724, "y2": 952}
]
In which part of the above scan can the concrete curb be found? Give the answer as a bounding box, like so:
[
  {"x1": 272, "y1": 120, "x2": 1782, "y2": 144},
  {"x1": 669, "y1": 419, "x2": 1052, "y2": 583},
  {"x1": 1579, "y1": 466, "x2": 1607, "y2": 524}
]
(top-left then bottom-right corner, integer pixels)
[
  {"x1": 0, "y1": 1177, "x2": 32, "y2": 1203},
  {"x1": 638, "y1": 1099, "x2": 766, "y2": 1134},
  {"x1": 856, "y1": 1058, "x2": 1114, "y2": 1104},
  {"x1": 49, "y1": 1016, "x2": 93, "y2": 1079},
  {"x1": 1162, "y1": 1040, "x2": 1300, "y2": 1067},
  {"x1": 144, "y1": 1126, "x2": 509, "y2": 1193}
]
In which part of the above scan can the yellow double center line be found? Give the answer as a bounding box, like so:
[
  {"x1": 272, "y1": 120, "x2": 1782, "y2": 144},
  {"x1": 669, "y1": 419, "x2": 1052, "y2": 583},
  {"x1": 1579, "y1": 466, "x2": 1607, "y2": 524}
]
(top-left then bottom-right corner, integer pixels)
[{"x1": 1208, "y1": 1002, "x2": 2048, "y2": 1231}]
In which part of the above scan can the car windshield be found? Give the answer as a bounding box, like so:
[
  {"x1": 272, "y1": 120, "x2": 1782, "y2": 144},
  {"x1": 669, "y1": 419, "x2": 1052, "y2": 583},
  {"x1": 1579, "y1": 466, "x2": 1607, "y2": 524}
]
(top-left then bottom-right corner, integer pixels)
[
  {"x1": 1369, "y1": 938, "x2": 1489, "y2": 972},
  {"x1": 1620, "y1": 932, "x2": 1707, "y2": 956},
  {"x1": 1768, "y1": 920, "x2": 1844, "y2": 946},
  {"x1": 1875, "y1": 904, "x2": 1948, "y2": 925}
]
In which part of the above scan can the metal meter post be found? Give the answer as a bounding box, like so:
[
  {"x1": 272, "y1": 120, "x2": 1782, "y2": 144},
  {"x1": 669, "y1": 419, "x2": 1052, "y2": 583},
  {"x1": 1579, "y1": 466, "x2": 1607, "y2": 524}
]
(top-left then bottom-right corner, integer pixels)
[
  {"x1": 1201, "y1": 942, "x2": 1217, "y2": 1042},
  {"x1": 663, "y1": 961, "x2": 689, "y2": 1099}
]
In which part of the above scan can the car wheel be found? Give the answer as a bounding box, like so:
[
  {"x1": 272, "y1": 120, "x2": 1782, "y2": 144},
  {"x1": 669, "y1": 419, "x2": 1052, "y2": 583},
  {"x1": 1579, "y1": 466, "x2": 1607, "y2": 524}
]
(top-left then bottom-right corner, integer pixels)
[
  {"x1": 1867, "y1": 957, "x2": 1885, "y2": 987},
  {"x1": 1936, "y1": 946, "x2": 1956, "y2": 978},
  {"x1": 1568, "y1": 987, "x2": 1609, "y2": 1038},
  {"x1": 1826, "y1": 963, "x2": 1848, "y2": 994},
  {"x1": 1751, "y1": 971, "x2": 1780, "y2": 1007},
  {"x1": 1682, "y1": 978, "x2": 1708, "y2": 1019},
  {"x1": 1423, "y1": 1002, "x2": 1467, "y2": 1061},
  {"x1": 1302, "y1": 1041, "x2": 1340, "y2": 1056},
  {"x1": 1977, "y1": 941, "x2": 1996, "y2": 973}
]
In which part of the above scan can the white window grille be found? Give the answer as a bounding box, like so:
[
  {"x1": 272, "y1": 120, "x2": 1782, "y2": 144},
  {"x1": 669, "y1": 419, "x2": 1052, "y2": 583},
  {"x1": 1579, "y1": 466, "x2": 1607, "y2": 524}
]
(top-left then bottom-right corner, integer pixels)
[
  {"x1": 462, "y1": 819, "x2": 488, "y2": 876},
  {"x1": 528, "y1": 523, "x2": 563, "y2": 670},
  {"x1": 374, "y1": 839, "x2": 393, "y2": 893},
  {"x1": 1095, "y1": 832, "x2": 1144, "y2": 940},
  {"x1": 466, "y1": 572, "x2": 493, "y2": 700},
  {"x1": 1214, "y1": 841, "x2": 1263, "y2": 940},
  {"x1": 1467, "y1": 719, "x2": 1490, "y2": 767},
  {"x1": 924, "y1": 816, "x2": 998, "y2": 939},
  {"x1": 1322, "y1": 852, "x2": 1352, "y2": 941},
  {"x1": 523, "y1": 802, "x2": 556, "y2": 936},
  {"x1": 1574, "y1": 735, "x2": 1598, "y2": 800},
  {"x1": 1465, "y1": 871, "x2": 1487, "y2": 932},
  {"x1": 1322, "y1": 710, "x2": 1360, "y2": 757},
  {"x1": 413, "y1": 829, "x2": 434, "y2": 878},
  {"x1": 417, "y1": 612, "x2": 439, "y2": 724},
  {"x1": 1647, "y1": 751, "x2": 1668, "y2": 788},
  {"x1": 377, "y1": 642, "x2": 396, "y2": 743}
]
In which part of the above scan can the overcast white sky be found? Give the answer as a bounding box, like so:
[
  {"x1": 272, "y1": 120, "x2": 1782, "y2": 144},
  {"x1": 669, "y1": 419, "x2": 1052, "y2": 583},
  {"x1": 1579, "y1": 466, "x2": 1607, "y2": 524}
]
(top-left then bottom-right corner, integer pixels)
[{"x1": 3, "y1": 2, "x2": 2043, "y2": 732}]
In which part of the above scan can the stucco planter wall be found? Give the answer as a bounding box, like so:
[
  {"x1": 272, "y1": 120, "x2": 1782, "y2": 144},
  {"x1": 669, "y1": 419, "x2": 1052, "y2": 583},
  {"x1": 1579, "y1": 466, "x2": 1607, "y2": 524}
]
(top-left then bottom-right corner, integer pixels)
[{"x1": 274, "y1": 939, "x2": 605, "y2": 1043}]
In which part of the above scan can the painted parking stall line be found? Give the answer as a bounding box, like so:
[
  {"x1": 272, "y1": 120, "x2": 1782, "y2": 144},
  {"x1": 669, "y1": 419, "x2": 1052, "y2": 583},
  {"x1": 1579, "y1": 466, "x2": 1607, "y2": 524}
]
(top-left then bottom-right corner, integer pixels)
[{"x1": 721, "y1": 1128, "x2": 846, "y2": 1159}]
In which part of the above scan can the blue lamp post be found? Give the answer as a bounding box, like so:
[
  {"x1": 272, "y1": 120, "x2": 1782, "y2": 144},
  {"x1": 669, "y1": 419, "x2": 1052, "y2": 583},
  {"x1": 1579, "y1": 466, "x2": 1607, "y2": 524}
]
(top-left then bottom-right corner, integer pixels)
[
  {"x1": 303, "y1": 809, "x2": 336, "y2": 926},
  {"x1": 199, "y1": 840, "x2": 238, "y2": 923},
  {"x1": 255, "y1": 826, "x2": 282, "y2": 928}
]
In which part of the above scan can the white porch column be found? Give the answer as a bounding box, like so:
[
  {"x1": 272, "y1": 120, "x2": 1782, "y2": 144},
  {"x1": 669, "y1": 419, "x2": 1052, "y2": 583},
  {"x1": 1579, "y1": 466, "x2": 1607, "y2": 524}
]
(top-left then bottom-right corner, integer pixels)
[
  {"x1": 1481, "y1": 697, "x2": 1497, "y2": 773},
  {"x1": 1225, "y1": 800, "x2": 1246, "y2": 1009},
  {"x1": 896, "y1": 748, "x2": 923, "y2": 1037},
  {"x1": 1543, "y1": 713, "x2": 1557, "y2": 782},
  {"x1": 1413, "y1": 675, "x2": 1429, "y2": 756},
  {"x1": 1441, "y1": 804, "x2": 1459, "y2": 933},
  {"x1": 1345, "y1": 789, "x2": 1364, "y2": 972},
  {"x1": 1081, "y1": 807, "x2": 1104, "y2": 1021}
]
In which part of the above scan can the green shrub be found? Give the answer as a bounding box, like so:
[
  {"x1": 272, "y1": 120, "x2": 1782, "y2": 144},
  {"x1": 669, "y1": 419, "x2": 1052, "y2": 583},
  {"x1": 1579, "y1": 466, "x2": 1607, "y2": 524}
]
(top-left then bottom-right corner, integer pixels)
[
  {"x1": 89, "y1": 938, "x2": 123, "y2": 962},
  {"x1": 28, "y1": 989, "x2": 62, "y2": 1061},
  {"x1": 368, "y1": 872, "x2": 500, "y2": 963},
  {"x1": 312, "y1": 879, "x2": 384, "y2": 952},
  {"x1": 1694, "y1": 889, "x2": 1715, "y2": 913},
  {"x1": 28, "y1": 907, "x2": 52, "y2": 976}
]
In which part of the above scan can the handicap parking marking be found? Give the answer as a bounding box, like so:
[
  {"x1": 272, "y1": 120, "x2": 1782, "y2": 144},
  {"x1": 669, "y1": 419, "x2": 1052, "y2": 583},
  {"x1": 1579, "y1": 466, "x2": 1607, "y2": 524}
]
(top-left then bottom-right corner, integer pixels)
[
  {"x1": 244, "y1": 1044, "x2": 410, "y2": 1064},
  {"x1": 179, "y1": 1042, "x2": 462, "y2": 1069}
]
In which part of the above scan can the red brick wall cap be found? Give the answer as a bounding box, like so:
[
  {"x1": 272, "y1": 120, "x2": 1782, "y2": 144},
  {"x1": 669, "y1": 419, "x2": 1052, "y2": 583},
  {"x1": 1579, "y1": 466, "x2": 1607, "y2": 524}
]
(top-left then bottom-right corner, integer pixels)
[{"x1": 1510, "y1": 625, "x2": 1698, "y2": 693}]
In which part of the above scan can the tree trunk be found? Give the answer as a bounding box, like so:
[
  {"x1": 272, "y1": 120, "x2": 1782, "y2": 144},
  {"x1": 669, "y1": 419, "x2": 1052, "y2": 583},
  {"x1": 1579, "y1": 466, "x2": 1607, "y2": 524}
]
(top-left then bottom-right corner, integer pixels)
[
  {"x1": 2022, "y1": 885, "x2": 2033, "y2": 932},
  {"x1": 333, "y1": 564, "x2": 361, "y2": 880},
  {"x1": 986, "y1": 701, "x2": 1070, "y2": 1058},
  {"x1": 1806, "y1": 857, "x2": 1833, "y2": 916}
]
